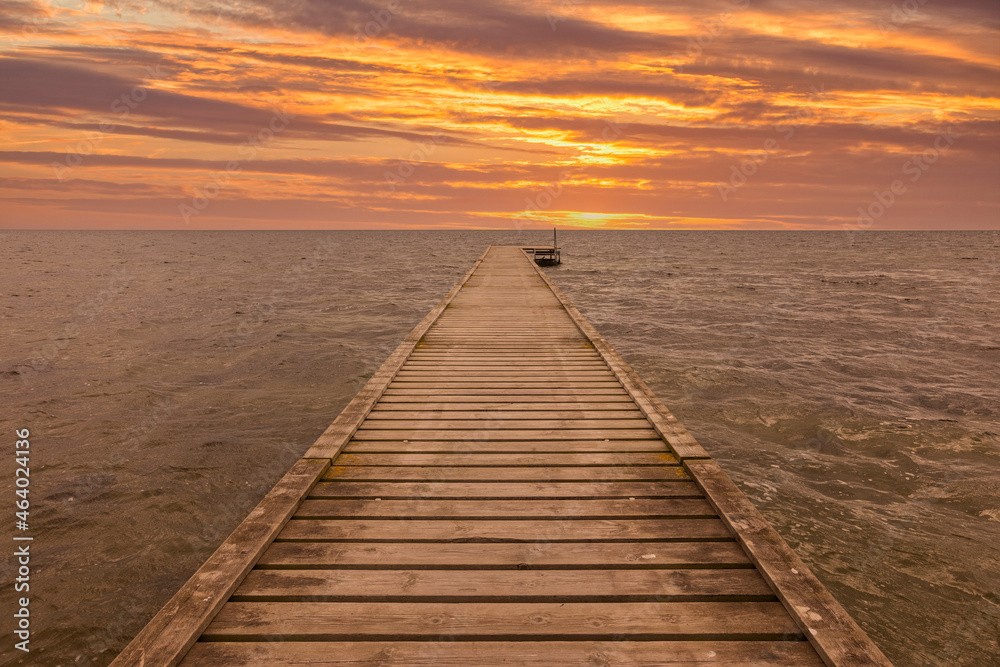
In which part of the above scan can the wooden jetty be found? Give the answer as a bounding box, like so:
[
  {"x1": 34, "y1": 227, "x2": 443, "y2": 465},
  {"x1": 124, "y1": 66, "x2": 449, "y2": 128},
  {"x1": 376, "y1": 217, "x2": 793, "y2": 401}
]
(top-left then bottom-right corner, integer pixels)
[{"x1": 113, "y1": 246, "x2": 891, "y2": 666}]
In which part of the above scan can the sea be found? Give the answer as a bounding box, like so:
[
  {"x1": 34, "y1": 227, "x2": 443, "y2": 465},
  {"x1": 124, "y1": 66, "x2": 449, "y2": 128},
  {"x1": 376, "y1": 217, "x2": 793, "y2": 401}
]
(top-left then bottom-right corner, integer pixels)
[{"x1": 1, "y1": 229, "x2": 998, "y2": 666}]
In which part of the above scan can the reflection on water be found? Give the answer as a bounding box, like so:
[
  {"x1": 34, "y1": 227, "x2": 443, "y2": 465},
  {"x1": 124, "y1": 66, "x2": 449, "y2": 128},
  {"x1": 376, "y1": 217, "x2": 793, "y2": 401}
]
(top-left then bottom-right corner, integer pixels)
[{"x1": 1, "y1": 230, "x2": 997, "y2": 666}]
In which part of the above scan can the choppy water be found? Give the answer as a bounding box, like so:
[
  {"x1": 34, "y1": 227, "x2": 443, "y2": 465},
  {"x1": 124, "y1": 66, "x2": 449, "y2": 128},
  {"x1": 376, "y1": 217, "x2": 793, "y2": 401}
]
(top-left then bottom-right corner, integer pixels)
[{"x1": 1, "y1": 230, "x2": 998, "y2": 666}]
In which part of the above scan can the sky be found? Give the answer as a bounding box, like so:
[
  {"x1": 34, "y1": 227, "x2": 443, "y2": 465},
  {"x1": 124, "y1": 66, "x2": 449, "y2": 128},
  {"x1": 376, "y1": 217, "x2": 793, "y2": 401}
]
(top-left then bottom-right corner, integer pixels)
[{"x1": 0, "y1": 0, "x2": 998, "y2": 230}]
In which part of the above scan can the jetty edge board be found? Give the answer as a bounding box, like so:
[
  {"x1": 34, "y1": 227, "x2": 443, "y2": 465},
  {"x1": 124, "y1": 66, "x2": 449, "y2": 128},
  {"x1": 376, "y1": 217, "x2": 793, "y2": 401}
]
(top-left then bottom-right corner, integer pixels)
[{"x1": 112, "y1": 245, "x2": 891, "y2": 666}]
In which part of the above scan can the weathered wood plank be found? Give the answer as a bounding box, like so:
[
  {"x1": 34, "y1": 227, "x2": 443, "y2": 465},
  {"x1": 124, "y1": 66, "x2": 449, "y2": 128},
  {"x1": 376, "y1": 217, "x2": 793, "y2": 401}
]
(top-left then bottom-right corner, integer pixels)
[
  {"x1": 686, "y1": 460, "x2": 893, "y2": 666},
  {"x1": 263, "y1": 541, "x2": 746, "y2": 569},
  {"x1": 381, "y1": 388, "x2": 629, "y2": 396},
  {"x1": 183, "y1": 640, "x2": 823, "y2": 666},
  {"x1": 343, "y1": 440, "x2": 669, "y2": 453},
  {"x1": 351, "y1": 429, "x2": 660, "y2": 441},
  {"x1": 371, "y1": 402, "x2": 642, "y2": 411},
  {"x1": 202, "y1": 601, "x2": 801, "y2": 640},
  {"x1": 295, "y1": 498, "x2": 716, "y2": 519},
  {"x1": 332, "y1": 452, "x2": 679, "y2": 466},
  {"x1": 407, "y1": 353, "x2": 603, "y2": 359},
  {"x1": 378, "y1": 391, "x2": 634, "y2": 400},
  {"x1": 402, "y1": 360, "x2": 608, "y2": 365},
  {"x1": 422, "y1": 331, "x2": 584, "y2": 336},
  {"x1": 322, "y1": 465, "x2": 686, "y2": 482},
  {"x1": 234, "y1": 568, "x2": 773, "y2": 600},
  {"x1": 384, "y1": 382, "x2": 624, "y2": 389},
  {"x1": 393, "y1": 373, "x2": 618, "y2": 381},
  {"x1": 308, "y1": 480, "x2": 703, "y2": 498},
  {"x1": 400, "y1": 367, "x2": 611, "y2": 372},
  {"x1": 275, "y1": 518, "x2": 732, "y2": 542},
  {"x1": 375, "y1": 399, "x2": 636, "y2": 408},
  {"x1": 357, "y1": 419, "x2": 653, "y2": 430},
  {"x1": 109, "y1": 458, "x2": 329, "y2": 667},
  {"x1": 411, "y1": 344, "x2": 597, "y2": 350},
  {"x1": 396, "y1": 365, "x2": 607, "y2": 371},
  {"x1": 368, "y1": 409, "x2": 648, "y2": 419}
]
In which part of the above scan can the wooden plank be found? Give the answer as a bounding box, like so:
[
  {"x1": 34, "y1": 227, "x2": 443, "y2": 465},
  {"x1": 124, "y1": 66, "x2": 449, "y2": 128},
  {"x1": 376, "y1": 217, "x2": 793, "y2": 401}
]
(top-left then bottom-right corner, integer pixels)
[
  {"x1": 407, "y1": 360, "x2": 608, "y2": 370},
  {"x1": 308, "y1": 481, "x2": 703, "y2": 498},
  {"x1": 400, "y1": 361, "x2": 614, "y2": 370},
  {"x1": 295, "y1": 498, "x2": 716, "y2": 519},
  {"x1": 411, "y1": 345, "x2": 596, "y2": 350},
  {"x1": 351, "y1": 429, "x2": 660, "y2": 440},
  {"x1": 686, "y1": 460, "x2": 893, "y2": 666},
  {"x1": 400, "y1": 365, "x2": 611, "y2": 370},
  {"x1": 276, "y1": 518, "x2": 732, "y2": 542},
  {"x1": 412, "y1": 340, "x2": 589, "y2": 344},
  {"x1": 393, "y1": 372, "x2": 616, "y2": 379},
  {"x1": 419, "y1": 341, "x2": 587, "y2": 345},
  {"x1": 384, "y1": 382, "x2": 624, "y2": 389},
  {"x1": 304, "y1": 248, "x2": 490, "y2": 459},
  {"x1": 371, "y1": 402, "x2": 642, "y2": 411},
  {"x1": 381, "y1": 388, "x2": 629, "y2": 396},
  {"x1": 401, "y1": 353, "x2": 597, "y2": 357},
  {"x1": 184, "y1": 640, "x2": 824, "y2": 666},
  {"x1": 343, "y1": 440, "x2": 668, "y2": 453},
  {"x1": 407, "y1": 353, "x2": 602, "y2": 358},
  {"x1": 378, "y1": 392, "x2": 634, "y2": 401},
  {"x1": 424, "y1": 327, "x2": 583, "y2": 336},
  {"x1": 202, "y1": 601, "x2": 802, "y2": 640},
  {"x1": 368, "y1": 410, "x2": 648, "y2": 419},
  {"x1": 405, "y1": 360, "x2": 604, "y2": 365},
  {"x1": 358, "y1": 419, "x2": 654, "y2": 430},
  {"x1": 422, "y1": 330, "x2": 580, "y2": 334},
  {"x1": 409, "y1": 346, "x2": 599, "y2": 350},
  {"x1": 422, "y1": 331, "x2": 584, "y2": 335},
  {"x1": 399, "y1": 362, "x2": 606, "y2": 366},
  {"x1": 109, "y1": 458, "x2": 330, "y2": 667},
  {"x1": 332, "y1": 452, "x2": 679, "y2": 466},
  {"x1": 405, "y1": 359, "x2": 603, "y2": 363},
  {"x1": 233, "y1": 568, "x2": 774, "y2": 600},
  {"x1": 322, "y1": 466, "x2": 686, "y2": 482}
]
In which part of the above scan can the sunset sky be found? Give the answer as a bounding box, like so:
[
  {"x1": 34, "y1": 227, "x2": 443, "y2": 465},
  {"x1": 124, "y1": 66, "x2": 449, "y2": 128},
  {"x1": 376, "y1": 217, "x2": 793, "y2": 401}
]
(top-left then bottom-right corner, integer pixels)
[{"x1": 0, "y1": 0, "x2": 997, "y2": 229}]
